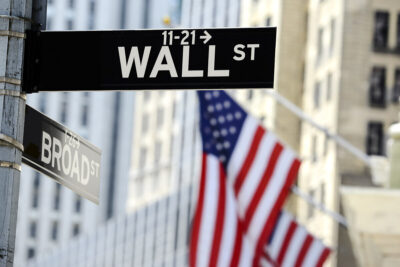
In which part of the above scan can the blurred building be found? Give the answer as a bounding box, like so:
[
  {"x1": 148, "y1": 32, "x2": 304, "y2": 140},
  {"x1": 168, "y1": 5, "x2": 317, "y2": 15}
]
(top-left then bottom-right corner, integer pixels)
[
  {"x1": 14, "y1": 0, "x2": 172, "y2": 266},
  {"x1": 240, "y1": 0, "x2": 400, "y2": 266}
]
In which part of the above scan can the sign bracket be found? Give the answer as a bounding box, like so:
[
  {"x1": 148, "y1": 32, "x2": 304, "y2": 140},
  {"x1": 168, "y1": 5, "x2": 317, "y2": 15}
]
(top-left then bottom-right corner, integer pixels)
[{"x1": 22, "y1": 29, "x2": 42, "y2": 93}]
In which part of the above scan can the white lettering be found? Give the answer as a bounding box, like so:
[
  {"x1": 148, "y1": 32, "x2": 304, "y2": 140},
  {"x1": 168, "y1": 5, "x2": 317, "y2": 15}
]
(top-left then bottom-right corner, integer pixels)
[
  {"x1": 62, "y1": 144, "x2": 72, "y2": 175},
  {"x1": 247, "y1": 44, "x2": 260, "y2": 61},
  {"x1": 52, "y1": 137, "x2": 62, "y2": 171},
  {"x1": 70, "y1": 150, "x2": 80, "y2": 182},
  {"x1": 41, "y1": 131, "x2": 51, "y2": 164},
  {"x1": 182, "y1": 46, "x2": 204, "y2": 77},
  {"x1": 118, "y1": 46, "x2": 151, "y2": 78},
  {"x1": 208, "y1": 45, "x2": 230, "y2": 77},
  {"x1": 81, "y1": 155, "x2": 90, "y2": 185},
  {"x1": 233, "y1": 44, "x2": 246, "y2": 61},
  {"x1": 150, "y1": 46, "x2": 178, "y2": 78}
]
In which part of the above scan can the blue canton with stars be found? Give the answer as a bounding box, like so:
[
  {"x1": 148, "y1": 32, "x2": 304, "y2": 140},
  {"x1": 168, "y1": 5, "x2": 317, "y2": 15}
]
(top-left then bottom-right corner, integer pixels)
[{"x1": 198, "y1": 90, "x2": 247, "y2": 168}]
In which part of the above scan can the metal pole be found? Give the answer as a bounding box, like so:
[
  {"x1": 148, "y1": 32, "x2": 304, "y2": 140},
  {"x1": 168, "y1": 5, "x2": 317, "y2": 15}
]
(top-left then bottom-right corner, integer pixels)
[
  {"x1": 0, "y1": 0, "x2": 32, "y2": 265},
  {"x1": 264, "y1": 90, "x2": 372, "y2": 167}
]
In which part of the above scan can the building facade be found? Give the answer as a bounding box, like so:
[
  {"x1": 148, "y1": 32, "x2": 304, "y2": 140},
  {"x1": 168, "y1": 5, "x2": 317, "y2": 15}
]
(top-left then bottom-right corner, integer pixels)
[{"x1": 240, "y1": 0, "x2": 400, "y2": 266}]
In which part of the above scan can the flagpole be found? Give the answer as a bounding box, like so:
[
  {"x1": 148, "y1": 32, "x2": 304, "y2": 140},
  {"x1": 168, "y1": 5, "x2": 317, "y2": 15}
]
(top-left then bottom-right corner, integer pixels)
[
  {"x1": 264, "y1": 90, "x2": 371, "y2": 167},
  {"x1": 291, "y1": 186, "x2": 348, "y2": 227}
]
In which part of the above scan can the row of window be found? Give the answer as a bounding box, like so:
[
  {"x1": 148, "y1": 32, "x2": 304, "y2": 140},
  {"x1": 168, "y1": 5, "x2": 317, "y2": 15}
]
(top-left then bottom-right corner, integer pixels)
[
  {"x1": 29, "y1": 221, "x2": 80, "y2": 240},
  {"x1": 373, "y1": 11, "x2": 400, "y2": 51},
  {"x1": 316, "y1": 18, "x2": 336, "y2": 65},
  {"x1": 27, "y1": 221, "x2": 80, "y2": 259},
  {"x1": 307, "y1": 182, "x2": 325, "y2": 219},
  {"x1": 39, "y1": 92, "x2": 90, "y2": 126},
  {"x1": 369, "y1": 67, "x2": 400, "y2": 107},
  {"x1": 47, "y1": 0, "x2": 96, "y2": 30},
  {"x1": 313, "y1": 72, "x2": 333, "y2": 109},
  {"x1": 31, "y1": 173, "x2": 82, "y2": 213}
]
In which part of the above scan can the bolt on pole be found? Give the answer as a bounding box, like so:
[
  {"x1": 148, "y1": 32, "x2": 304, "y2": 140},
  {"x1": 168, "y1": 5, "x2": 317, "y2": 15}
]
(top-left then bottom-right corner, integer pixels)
[{"x1": 0, "y1": 0, "x2": 35, "y2": 265}]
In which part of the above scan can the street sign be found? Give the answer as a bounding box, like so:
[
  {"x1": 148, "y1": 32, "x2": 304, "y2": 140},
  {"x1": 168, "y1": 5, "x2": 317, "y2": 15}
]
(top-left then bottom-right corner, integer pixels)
[
  {"x1": 23, "y1": 27, "x2": 276, "y2": 93},
  {"x1": 22, "y1": 105, "x2": 101, "y2": 204}
]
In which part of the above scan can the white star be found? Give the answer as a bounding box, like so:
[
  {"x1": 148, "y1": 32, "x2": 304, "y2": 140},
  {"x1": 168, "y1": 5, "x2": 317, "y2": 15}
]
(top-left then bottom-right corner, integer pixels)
[
  {"x1": 213, "y1": 131, "x2": 220, "y2": 138},
  {"x1": 224, "y1": 101, "x2": 231, "y2": 108},
  {"x1": 207, "y1": 105, "x2": 214, "y2": 112},
  {"x1": 216, "y1": 143, "x2": 223, "y2": 150},
  {"x1": 223, "y1": 141, "x2": 230, "y2": 149},
  {"x1": 218, "y1": 116, "x2": 225, "y2": 123},
  {"x1": 221, "y1": 129, "x2": 228, "y2": 136},
  {"x1": 229, "y1": 126, "x2": 236, "y2": 134},
  {"x1": 205, "y1": 92, "x2": 212, "y2": 100},
  {"x1": 235, "y1": 111, "x2": 242, "y2": 119},
  {"x1": 216, "y1": 103, "x2": 222, "y2": 111},
  {"x1": 219, "y1": 155, "x2": 226, "y2": 162},
  {"x1": 226, "y1": 113, "x2": 233, "y2": 121},
  {"x1": 210, "y1": 118, "x2": 217, "y2": 126},
  {"x1": 213, "y1": 91, "x2": 220, "y2": 97}
]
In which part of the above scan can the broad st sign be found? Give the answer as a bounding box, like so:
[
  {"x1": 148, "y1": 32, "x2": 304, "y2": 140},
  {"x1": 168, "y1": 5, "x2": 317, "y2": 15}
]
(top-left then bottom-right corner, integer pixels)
[
  {"x1": 23, "y1": 27, "x2": 276, "y2": 93},
  {"x1": 22, "y1": 106, "x2": 101, "y2": 204}
]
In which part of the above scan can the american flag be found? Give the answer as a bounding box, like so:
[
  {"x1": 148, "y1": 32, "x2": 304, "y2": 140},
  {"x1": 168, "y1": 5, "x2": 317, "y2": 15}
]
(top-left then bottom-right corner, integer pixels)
[
  {"x1": 261, "y1": 210, "x2": 331, "y2": 267},
  {"x1": 190, "y1": 90, "x2": 301, "y2": 267}
]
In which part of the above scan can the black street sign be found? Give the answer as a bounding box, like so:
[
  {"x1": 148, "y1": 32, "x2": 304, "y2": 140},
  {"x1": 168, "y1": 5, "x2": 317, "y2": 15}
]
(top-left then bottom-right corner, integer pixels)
[
  {"x1": 22, "y1": 105, "x2": 101, "y2": 204},
  {"x1": 23, "y1": 27, "x2": 276, "y2": 93}
]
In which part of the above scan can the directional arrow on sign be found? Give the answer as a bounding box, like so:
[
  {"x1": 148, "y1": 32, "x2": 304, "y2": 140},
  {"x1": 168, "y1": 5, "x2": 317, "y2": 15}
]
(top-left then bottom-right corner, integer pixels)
[{"x1": 200, "y1": 30, "x2": 212, "y2": 44}]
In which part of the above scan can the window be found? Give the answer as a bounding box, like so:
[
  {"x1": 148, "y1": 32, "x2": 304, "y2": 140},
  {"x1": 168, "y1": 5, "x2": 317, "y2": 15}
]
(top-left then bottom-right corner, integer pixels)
[
  {"x1": 81, "y1": 92, "x2": 90, "y2": 126},
  {"x1": 27, "y1": 248, "x2": 35, "y2": 259},
  {"x1": 143, "y1": 91, "x2": 151, "y2": 101},
  {"x1": 323, "y1": 135, "x2": 329, "y2": 156},
  {"x1": 312, "y1": 135, "x2": 317, "y2": 162},
  {"x1": 74, "y1": 196, "x2": 82, "y2": 213},
  {"x1": 367, "y1": 122, "x2": 384, "y2": 155},
  {"x1": 314, "y1": 82, "x2": 321, "y2": 109},
  {"x1": 46, "y1": 17, "x2": 52, "y2": 30},
  {"x1": 330, "y1": 18, "x2": 335, "y2": 56},
  {"x1": 397, "y1": 14, "x2": 400, "y2": 49},
  {"x1": 51, "y1": 221, "x2": 58, "y2": 241},
  {"x1": 247, "y1": 90, "x2": 253, "y2": 100},
  {"x1": 373, "y1": 11, "x2": 389, "y2": 50},
  {"x1": 369, "y1": 67, "x2": 386, "y2": 107},
  {"x1": 154, "y1": 141, "x2": 162, "y2": 164},
  {"x1": 265, "y1": 17, "x2": 271, "y2": 27},
  {"x1": 72, "y1": 224, "x2": 80, "y2": 236},
  {"x1": 32, "y1": 173, "x2": 40, "y2": 208},
  {"x1": 156, "y1": 107, "x2": 164, "y2": 128},
  {"x1": 326, "y1": 73, "x2": 332, "y2": 101},
  {"x1": 54, "y1": 183, "x2": 61, "y2": 211},
  {"x1": 307, "y1": 189, "x2": 316, "y2": 219},
  {"x1": 139, "y1": 147, "x2": 147, "y2": 167},
  {"x1": 317, "y1": 27, "x2": 324, "y2": 64},
  {"x1": 393, "y1": 69, "x2": 400, "y2": 103},
  {"x1": 66, "y1": 19, "x2": 73, "y2": 30},
  {"x1": 142, "y1": 113, "x2": 149, "y2": 133},
  {"x1": 88, "y1": 0, "x2": 96, "y2": 29},
  {"x1": 39, "y1": 93, "x2": 47, "y2": 113},
  {"x1": 60, "y1": 92, "x2": 69, "y2": 123},
  {"x1": 320, "y1": 183, "x2": 325, "y2": 206},
  {"x1": 29, "y1": 221, "x2": 37, "y2": 238}
]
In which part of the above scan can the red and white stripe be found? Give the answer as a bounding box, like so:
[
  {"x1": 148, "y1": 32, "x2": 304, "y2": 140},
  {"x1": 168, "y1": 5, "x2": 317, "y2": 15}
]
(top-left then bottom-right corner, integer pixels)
[
  {"x1": 190, "y1": 153, "x2": 254, "y2": 267},
  {"x1": 261, "y1": 211, "x2": 331, "y2": 267},
  {"x1": 191, "y1": 114, "x2": 301, "y2": 267},
  {"x1": 227, "y1": 115, "x2": 300, "y2": 266}
]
